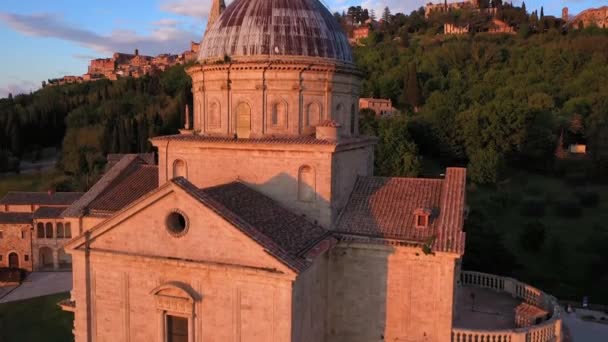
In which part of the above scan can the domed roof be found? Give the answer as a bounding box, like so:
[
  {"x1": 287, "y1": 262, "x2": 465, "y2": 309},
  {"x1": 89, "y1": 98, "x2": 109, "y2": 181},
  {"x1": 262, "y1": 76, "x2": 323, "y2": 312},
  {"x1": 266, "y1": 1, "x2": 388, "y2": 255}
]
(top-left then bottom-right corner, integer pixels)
[{"x1": 199, "y1": 0, "x2": 353, "y2": 63}]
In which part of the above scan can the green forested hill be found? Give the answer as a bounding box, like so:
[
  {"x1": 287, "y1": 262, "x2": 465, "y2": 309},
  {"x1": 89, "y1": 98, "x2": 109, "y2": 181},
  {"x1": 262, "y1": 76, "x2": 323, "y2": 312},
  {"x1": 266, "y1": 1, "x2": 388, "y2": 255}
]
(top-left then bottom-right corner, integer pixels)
[{"x1": 0, "y1": 64, "x2": 191, "y2": 186}]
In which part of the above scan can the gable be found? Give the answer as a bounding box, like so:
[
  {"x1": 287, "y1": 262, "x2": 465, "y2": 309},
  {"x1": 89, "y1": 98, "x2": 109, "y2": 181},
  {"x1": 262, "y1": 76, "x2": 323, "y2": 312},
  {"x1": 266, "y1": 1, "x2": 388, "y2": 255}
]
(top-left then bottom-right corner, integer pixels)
[{"x1": 78, "y1": 185, "x2": 295, "y2": 275}]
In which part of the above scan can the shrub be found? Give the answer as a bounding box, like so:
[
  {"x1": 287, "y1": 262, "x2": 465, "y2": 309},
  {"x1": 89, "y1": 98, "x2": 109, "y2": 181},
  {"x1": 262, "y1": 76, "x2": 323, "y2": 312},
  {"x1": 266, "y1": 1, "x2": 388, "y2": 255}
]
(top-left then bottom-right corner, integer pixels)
[
  {"x1": 554, "y1": 199, "x2": 582, "y2": 218},
  {"x1": 520, "y1": 199, "x2": 546, "y2": 217}
]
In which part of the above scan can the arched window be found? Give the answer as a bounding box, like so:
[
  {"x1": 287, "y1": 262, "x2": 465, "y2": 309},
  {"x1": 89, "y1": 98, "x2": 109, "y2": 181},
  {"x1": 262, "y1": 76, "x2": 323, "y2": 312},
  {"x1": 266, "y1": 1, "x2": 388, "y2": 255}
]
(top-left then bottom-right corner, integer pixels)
[
  {"x1": 37, "y1": 223, "x2": 45, "y2": 238},
  {"x1": 350, "y1": 103, "x2": 356, "y2": 135},
  {"x1": 305, "y1": 103, "x2": 321, "y2": 128},
  {"x1": 57, "y1": 223, "x2": 64, "y2": 238},
  {"x1": 208, "y1": 101, "x2": 220, "y2": 128},
  {"x1": 270, "y1": 101, "x2": 286, "y2": 128},
  {"x1": 65, "y1": 223, "x2": 72, "y2": 238},
  {"x1": 45, "y1": 223, "x2": 53, "y2": 239},
  {"x1": 298, "y1": 165, "x2": 316, "y2": 202},
  {"x1": 236, "y1": 102, "x2": 251, "y2": 138},
  {"x1": 173, "y1": 159, "x2": 187, "y2": 179}
]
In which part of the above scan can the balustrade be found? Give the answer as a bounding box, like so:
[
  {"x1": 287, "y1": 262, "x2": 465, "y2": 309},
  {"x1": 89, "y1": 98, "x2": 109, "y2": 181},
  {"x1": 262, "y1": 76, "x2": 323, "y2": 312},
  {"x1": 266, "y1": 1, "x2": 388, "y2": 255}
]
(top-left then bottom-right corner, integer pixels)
[{"x1": 453, "y1": 271, "x2": 562, "y2": 342}]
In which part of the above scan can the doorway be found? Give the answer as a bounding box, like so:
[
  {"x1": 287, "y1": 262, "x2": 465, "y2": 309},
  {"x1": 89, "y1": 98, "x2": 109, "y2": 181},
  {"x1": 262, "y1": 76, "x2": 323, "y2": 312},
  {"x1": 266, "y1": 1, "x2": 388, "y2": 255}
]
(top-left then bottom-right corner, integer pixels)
[{"x1": 8, "y1": 252, "x2": 19, "y2": 269}]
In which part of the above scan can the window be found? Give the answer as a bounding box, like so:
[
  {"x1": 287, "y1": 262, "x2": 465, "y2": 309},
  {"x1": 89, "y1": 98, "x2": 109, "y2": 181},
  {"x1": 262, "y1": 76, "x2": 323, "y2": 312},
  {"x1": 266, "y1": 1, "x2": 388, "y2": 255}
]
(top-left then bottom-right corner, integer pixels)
[
  {"x1": 24, "y1": 255, "x2": 29, "y2": 262},
  {"x1": 21, "y1": 231, "x2": 25, "y2": 239},
  {"x1": 65, "y1": 223, "x2": 72, "y2": 238},
  {"x1": 236, "y1": 102, "x2": 251, "y2": 138},
  {"x1": 173, "y1": 160, "x2": 187, "y2": 179},
  {"x1": 305, "y1": 103, "x2": 321, "y2": 128},
  {"x1": 298, "y1": 165, "x2": 316, "y2": 202},
  {"x1": 0, "y1": 255, "x2": 2, "y2": 261},
  {"x1": 414, "y1": 208, "x2": 431, "y2": 228},
  {"x1": 57, "y1": 223, "x2": 64, "y2": 238},
  {"x1": 270, "y1": 101, "x2": 286, "y2": 128},
  {"x1": 166, "y1": 211, "x2": 189, "y2": 237},
  {"x1": 37, "y1": 223, "x2": 45, "y2": 238},
  {"x1": 0, "y1": 230, "x2": 3, "y2": 239},
  {"x1": 45, "y1": 222, "x2": 53, "y2": 238},
  {"x1": 166, "y1": 315, "x2": 188, "y2": 342}
]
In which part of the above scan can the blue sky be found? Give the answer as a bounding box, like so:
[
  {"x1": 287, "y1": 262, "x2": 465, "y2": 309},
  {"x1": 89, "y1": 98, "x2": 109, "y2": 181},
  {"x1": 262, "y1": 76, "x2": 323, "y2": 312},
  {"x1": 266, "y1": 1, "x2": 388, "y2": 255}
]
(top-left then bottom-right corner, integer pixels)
[{"x1": 0, "y1": 0, "x2": 603, "y2": 98}]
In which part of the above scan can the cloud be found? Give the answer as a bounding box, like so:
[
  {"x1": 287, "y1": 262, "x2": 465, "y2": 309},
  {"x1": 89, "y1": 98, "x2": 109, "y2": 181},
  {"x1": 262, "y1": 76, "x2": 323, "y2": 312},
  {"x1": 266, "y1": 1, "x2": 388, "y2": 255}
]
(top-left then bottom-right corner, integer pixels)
[
  {"x1": 160, "y1": 0, "x2": 213, "y2": 20},
  {"x1": 360, "y1": 0, "x2": 426, "y2": 16},
  {"x1": 0, "y1": 12, "x2": 200, "y2": 56},
  {"x1": 0, "y1": 80, "x2": 37, "y2": 98}
]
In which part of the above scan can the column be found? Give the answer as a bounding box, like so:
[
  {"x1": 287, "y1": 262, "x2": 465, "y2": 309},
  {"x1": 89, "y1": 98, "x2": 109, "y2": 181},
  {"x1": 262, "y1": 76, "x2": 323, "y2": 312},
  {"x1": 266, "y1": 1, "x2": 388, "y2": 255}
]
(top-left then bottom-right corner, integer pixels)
[{"x1": 52, "y1": 249, "x2": 59, "y2": 270}]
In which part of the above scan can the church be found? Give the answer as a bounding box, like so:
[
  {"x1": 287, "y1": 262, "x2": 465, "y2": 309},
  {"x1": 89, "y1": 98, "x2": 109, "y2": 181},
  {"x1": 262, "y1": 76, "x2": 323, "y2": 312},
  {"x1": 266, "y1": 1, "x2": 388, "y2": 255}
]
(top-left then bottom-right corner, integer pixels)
[{"x1": 62, "y1": 0, "x2": 468, "y2": 341}]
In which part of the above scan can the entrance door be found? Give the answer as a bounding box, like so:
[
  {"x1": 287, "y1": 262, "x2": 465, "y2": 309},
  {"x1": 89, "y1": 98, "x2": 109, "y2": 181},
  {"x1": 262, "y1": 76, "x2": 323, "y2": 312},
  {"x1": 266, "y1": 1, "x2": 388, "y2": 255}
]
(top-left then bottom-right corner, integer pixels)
[
  {"x1": 166, "y1": 315, "x2": 188, "y2": 342},
  {"x1": 8, "y1": 252, "x2": 19, "y2": 269},
  {"x1": 236, "y1": 102, "x2": 251, "y2": 139}
]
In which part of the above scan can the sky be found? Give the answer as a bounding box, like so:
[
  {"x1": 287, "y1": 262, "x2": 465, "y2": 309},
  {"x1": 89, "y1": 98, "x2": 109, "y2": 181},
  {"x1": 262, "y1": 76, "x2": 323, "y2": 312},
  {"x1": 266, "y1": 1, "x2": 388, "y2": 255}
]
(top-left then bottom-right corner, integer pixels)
[{"x1": 0, "y1": 0, "x2": 604, "y2": 98}]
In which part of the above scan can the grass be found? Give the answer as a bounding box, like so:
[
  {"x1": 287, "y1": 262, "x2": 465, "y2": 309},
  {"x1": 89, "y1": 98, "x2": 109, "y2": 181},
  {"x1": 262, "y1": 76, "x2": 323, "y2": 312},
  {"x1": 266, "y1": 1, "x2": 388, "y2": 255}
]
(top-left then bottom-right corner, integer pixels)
[
  {"x1": 0, "y1": 171, "x2": 68, "y2": 198},
  {"x1": 0, "y1": 292, "x2": 73, "y2": 342},
  {"x1": 467, "y1": 168, "x2": 608, "y2": 303}
]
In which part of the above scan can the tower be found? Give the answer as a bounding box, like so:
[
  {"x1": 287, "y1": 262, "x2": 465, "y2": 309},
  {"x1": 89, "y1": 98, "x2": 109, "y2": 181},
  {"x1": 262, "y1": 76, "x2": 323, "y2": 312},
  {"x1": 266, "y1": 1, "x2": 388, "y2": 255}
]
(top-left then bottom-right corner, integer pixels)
[
  {"x1": 562, "y1": 7, "x2": 569, "y2": 22},
  {"x1": 154, "y1": 0, "x2": 374, "y2": 229}
]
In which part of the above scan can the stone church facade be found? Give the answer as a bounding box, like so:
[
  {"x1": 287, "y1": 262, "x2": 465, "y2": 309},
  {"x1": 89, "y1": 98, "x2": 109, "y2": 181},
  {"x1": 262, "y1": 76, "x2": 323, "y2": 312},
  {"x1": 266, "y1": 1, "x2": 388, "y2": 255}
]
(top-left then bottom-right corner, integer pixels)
[{"x1": 63, "y1": 0, "x2": 468, "y2": 341}]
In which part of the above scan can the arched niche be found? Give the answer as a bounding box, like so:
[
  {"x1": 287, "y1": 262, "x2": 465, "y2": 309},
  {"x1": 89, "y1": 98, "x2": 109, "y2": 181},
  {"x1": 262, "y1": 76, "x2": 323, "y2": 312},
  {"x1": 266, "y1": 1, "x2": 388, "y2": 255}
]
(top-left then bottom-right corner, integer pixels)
[
  {"x1": 298, "y1": 165, "x2": 316, "y2": 202},
  {"x1": 173, "y1": 159, "x2": 187, "y2": 179},
  {"x1": 208, "y1": 100, "x2": 221, "y2": 129},
  {"x1": 236, "y1": 102, "x2": 252, "y2": 138},
  {"x1": 304, "y1": 102, "x2": 321, "y2": 134},
  {"x1": 270, "y1": 100, "x2": 288, "y2": 129}
]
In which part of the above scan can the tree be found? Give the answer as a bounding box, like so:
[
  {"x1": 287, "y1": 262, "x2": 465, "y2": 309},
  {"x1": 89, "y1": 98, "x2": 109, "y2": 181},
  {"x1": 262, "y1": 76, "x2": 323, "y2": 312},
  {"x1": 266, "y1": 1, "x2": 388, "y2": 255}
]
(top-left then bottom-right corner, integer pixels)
[
  {"x1": 404, "y1": 62, "x2": 422, "y2": 113},
  {"x1": 521, "y1": 1, "x2": 526, "y2": 14},
  {"x1": 382, "y1": 7, "x2": 392, "y2": 23},
  {"x1": 468, "y1": 147, "x2": 502, "y2": 184}
]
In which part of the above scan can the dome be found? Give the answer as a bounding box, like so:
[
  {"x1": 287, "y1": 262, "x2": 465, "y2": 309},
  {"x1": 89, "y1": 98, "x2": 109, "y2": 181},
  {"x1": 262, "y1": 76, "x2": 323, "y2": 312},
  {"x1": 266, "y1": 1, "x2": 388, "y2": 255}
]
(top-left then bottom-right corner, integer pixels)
[{"x1": 199, "y1": 0, "x2": 353, "y2": 63}]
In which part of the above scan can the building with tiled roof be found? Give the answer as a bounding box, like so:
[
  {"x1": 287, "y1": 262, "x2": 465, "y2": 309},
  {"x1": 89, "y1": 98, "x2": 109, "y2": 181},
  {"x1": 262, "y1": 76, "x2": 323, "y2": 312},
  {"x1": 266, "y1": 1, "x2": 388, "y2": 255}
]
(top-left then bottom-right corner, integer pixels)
[
  {"x1": 60, "y1": 1, "x2": 562, "y2": 341},
  {"x1": 0, "y1": 190, "x2": 83, "y2": 271}
]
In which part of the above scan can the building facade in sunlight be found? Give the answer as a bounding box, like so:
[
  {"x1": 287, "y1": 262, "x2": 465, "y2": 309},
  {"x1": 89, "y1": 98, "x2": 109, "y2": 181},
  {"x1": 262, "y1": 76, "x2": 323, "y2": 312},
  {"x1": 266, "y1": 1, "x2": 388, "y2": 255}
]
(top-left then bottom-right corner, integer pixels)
[{"x1": 61, "y1": 0, "x2": 560, "y2": 341}]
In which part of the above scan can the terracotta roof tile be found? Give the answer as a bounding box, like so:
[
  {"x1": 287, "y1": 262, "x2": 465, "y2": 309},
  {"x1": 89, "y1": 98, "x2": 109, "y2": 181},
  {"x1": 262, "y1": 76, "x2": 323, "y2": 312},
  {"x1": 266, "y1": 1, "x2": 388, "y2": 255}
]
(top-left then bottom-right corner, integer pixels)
[
  {"x1": 335, "y1": 168, "x2": 467, "y2": 254},
  {"x1": 172, "y1": 178, "x2": 328, "y2": 272},
  {"x1": 33, "y1": 207, "x2": 67, "y2": 219},
  {"x1": 0, "y1": 212, "x2": 32, "y2": 224},
  {"x1": 88, "y1": 165, "x2": 158, "y2": 215},
  {"x1": 0, "y1": 192, "x2": 83, "y2": 206},
  {"x1": 63, "y1": 155, "x2": 158, "y2": 217}
]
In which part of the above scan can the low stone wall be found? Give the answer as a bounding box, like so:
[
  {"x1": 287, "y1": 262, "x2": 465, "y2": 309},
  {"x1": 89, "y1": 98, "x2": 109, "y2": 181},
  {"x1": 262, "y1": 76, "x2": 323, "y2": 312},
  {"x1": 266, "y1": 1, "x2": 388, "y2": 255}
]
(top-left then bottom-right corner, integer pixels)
[{"x1": 453, "y1": 271, "x2": 562, "y2": 342}]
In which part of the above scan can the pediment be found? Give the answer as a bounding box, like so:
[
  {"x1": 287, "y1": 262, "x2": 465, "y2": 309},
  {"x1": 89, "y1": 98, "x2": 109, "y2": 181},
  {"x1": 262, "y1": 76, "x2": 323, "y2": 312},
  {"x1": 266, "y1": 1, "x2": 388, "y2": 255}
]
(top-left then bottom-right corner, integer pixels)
[{"x1": 68, "y1": 182, "x2": 295, "y2": 276}]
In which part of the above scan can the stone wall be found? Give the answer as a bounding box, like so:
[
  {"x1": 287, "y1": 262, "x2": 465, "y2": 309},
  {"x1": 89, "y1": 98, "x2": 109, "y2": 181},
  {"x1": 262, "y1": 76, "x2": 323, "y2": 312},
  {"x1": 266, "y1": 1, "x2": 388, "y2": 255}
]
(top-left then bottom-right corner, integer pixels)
[
  {"x1": 68, "y1": 186, "x2": 298, "y2": 342},
  {"x1": 154, "y1": 140, "x2": 373, "y2": 229},
  {"x1": 0, "y1": 223, "x2": 33, "y2": 271},
  {"x1": 292, "y1": 251, "x2": 329, "y2": 342},
  {"x1": 188, "y1": 60, "x2": 361, "y2": 138},
  {"x1": 327, "y1": 242, "x2": 458, "y2": 341}
]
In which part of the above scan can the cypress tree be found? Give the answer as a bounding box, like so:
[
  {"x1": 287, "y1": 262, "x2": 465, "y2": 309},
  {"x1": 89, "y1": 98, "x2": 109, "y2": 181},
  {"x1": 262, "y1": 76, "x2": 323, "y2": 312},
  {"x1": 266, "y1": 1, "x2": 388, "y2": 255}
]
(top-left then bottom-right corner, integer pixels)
[{"x1": 405, "y1": 62, "x2": 422, "y2": 113}]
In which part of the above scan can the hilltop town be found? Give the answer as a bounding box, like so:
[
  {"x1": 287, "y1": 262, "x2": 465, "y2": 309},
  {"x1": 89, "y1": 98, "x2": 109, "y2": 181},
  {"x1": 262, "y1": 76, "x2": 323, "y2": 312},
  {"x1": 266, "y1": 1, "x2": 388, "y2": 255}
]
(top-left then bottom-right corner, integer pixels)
[{"x1": 44, "y1": 42, "x2": 200, "y2": 87}]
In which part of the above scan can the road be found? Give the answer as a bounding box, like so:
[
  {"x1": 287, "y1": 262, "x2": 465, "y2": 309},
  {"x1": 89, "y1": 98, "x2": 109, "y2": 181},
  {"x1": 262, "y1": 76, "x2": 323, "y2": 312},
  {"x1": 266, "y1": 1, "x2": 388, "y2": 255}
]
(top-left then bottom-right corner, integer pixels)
[
  {"x1": 0, "y1": 272, "x2": 71, "y2": 304},
  {"x1": 562, "y1": 311, "x2": 608, "y2": 342}
]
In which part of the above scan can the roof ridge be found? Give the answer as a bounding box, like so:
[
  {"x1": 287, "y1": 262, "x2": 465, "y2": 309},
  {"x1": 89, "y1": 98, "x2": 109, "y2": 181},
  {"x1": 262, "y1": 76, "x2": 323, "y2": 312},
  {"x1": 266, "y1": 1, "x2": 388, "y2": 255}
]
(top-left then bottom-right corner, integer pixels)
[{"x1": 62, "y1": 154, "x2": 143, "y2": 217}]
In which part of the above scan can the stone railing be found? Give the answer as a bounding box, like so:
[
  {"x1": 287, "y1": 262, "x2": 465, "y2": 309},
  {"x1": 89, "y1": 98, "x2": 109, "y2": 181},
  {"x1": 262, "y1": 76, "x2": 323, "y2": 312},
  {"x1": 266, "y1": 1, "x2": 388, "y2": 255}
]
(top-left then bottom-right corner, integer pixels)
[{"x1": 452, "y1": 271, "x2": 562, "y2": 342}]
